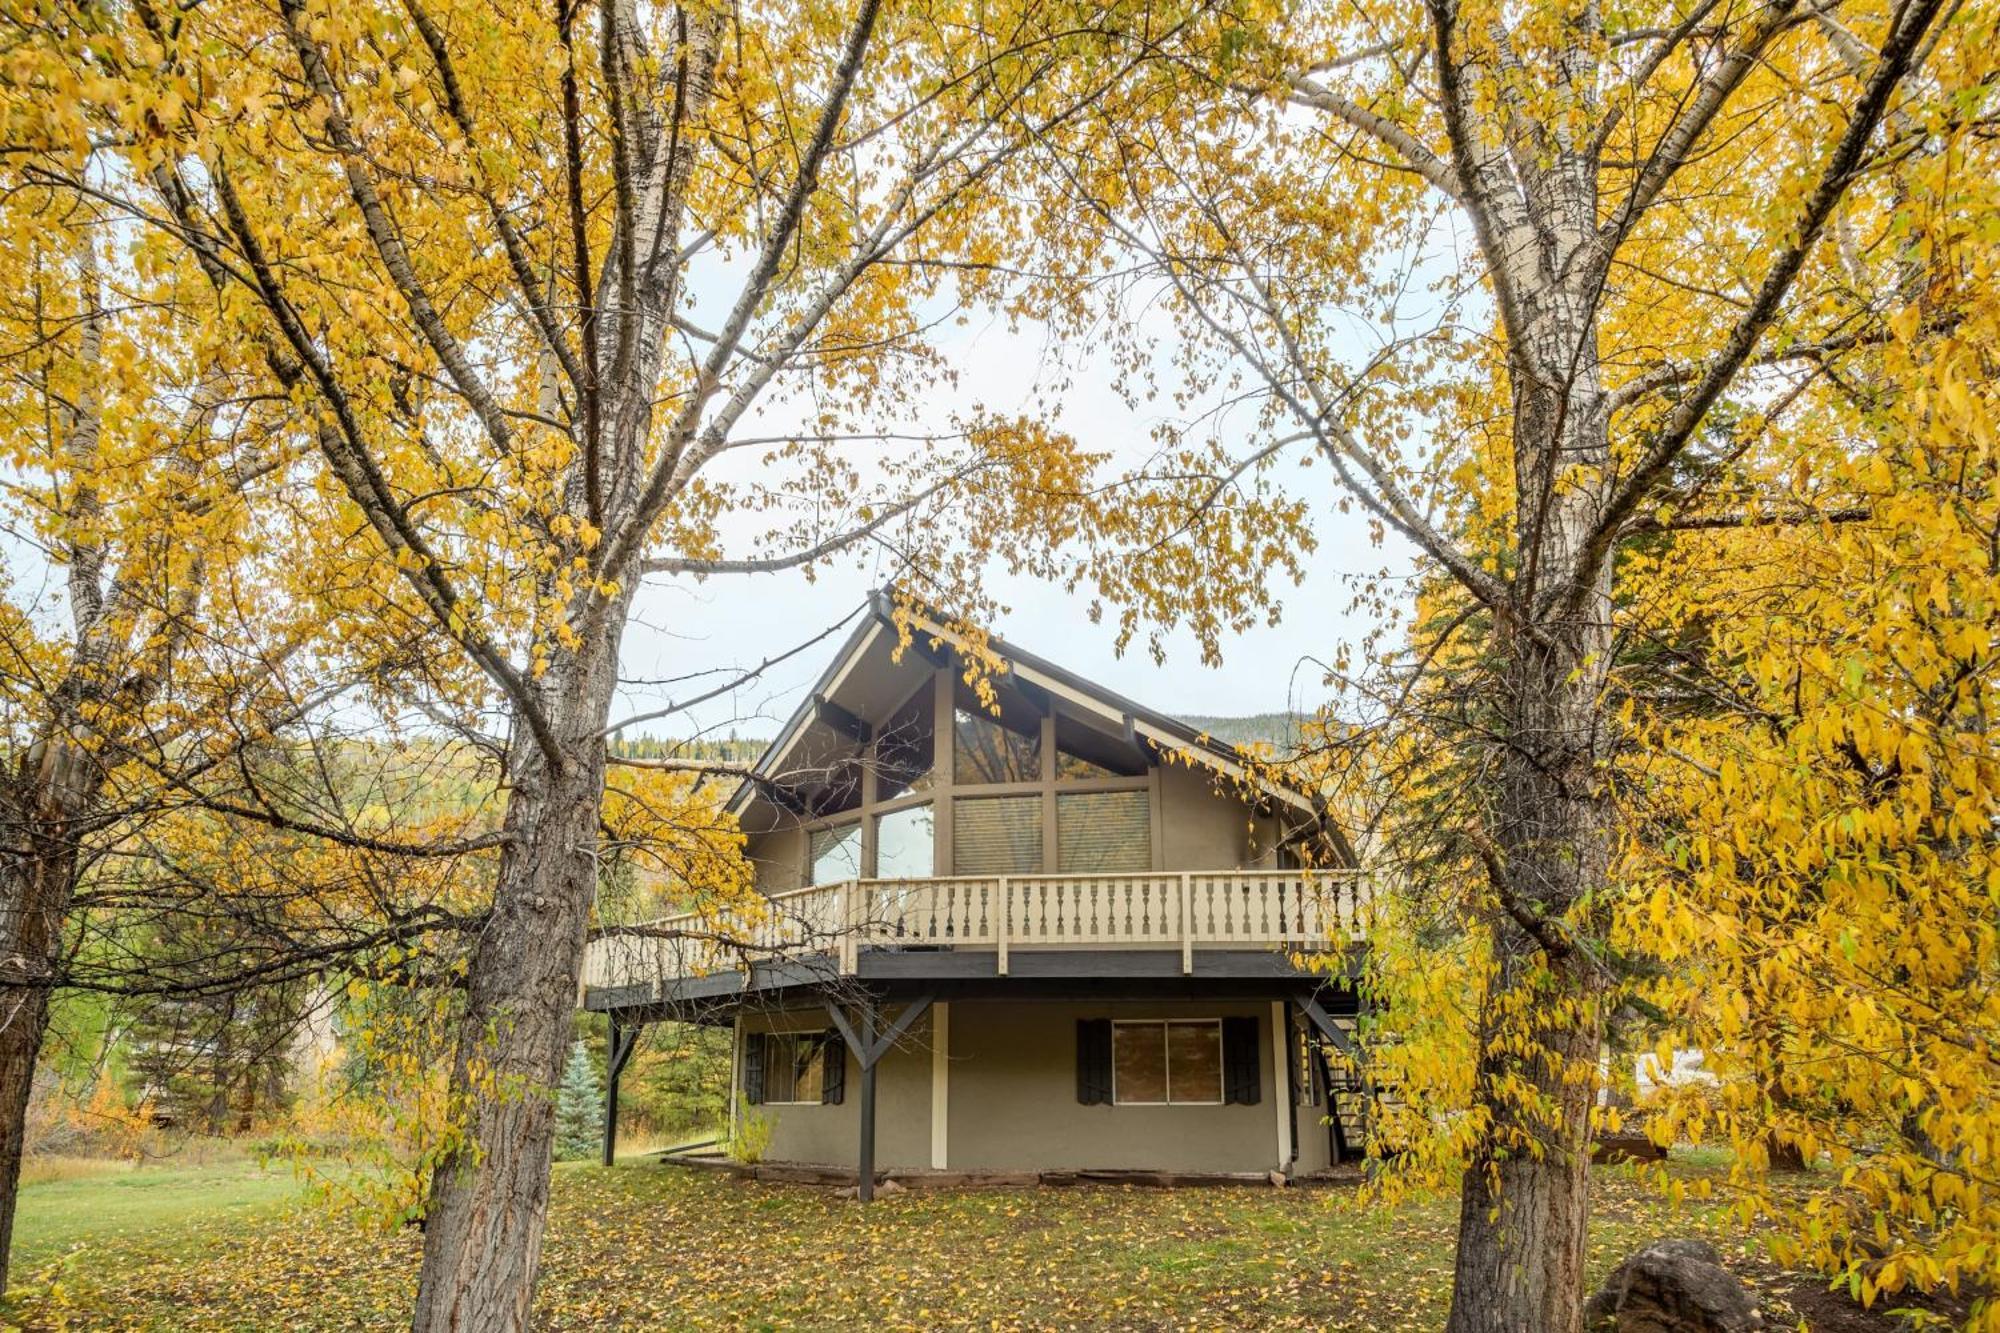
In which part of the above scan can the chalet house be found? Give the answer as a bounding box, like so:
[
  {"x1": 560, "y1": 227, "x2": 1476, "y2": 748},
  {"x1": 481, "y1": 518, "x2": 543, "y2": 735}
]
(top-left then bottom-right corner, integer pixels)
[{"x1": 582, "y1": 594, "x2": 1373, "y2": 1193}]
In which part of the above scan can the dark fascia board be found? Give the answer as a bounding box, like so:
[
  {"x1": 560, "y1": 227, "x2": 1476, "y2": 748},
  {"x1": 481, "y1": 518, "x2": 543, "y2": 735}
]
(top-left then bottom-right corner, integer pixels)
[
  {"x1": 727, "y1": 588, "x2": 1331, "y2": 827},
  {"x1": 583, "y1": 951, "x2": 1367, "y2": 1020}
]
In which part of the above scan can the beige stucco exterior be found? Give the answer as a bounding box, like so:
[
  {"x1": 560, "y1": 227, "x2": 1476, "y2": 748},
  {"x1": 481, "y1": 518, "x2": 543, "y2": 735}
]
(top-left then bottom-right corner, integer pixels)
[
  {"x1": 737, "y1": 998, "x2": 1341, "y2": 1175},
  {"x1": 739, "y1": 1007, "x2": 934, "y2": 1170}
]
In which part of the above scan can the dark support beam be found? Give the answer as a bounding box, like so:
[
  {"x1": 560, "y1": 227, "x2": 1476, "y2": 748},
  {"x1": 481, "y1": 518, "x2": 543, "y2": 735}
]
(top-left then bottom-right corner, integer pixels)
[
  {"x1": 902, "y1": 633, "x2": 951, "y2": 668},
  {"x1": 826, "y1": 993, "x2": 935, "y2": 1203},
  {"x1": 752, "y1": 775, "x2": 810, "y2": 817},
  {"x1": 1283, "y1": 1001, "x2": 1300, "y2": 1169},
  {"x1": 813, "y1": 694, "x2": 872, "y2": 744},
  {"x1": 1298, "y1": 993, "x2": 1356, "y2": 1056},
  {"x1": 857, "y1": 1006, "x2": 877, "y2": 1202},
  {"x1": 602, "y1": 1015, "x2": 640, "y2": 1168}
]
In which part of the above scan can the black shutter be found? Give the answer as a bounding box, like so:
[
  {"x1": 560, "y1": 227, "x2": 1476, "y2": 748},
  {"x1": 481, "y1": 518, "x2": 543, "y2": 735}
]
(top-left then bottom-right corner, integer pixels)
[
  {"x1": 820, "y1": 1033, "x2": 846, "y2": 1105},
  {"x1": 1076, "y1": 1019, "x2": 1112, "y2": 1105},
  {"x1": 743, "y1": 1031, "x2": 766, "y2": 1105},
  {"x1": 1223, "y1": 1016, "x2": 1261, "y2": 1105}
]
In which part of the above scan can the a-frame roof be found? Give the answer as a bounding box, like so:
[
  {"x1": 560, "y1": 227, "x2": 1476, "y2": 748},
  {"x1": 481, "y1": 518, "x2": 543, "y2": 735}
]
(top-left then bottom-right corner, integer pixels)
[{"x1": 726, "y1": 591, "x2": 1326, "y2": 826}]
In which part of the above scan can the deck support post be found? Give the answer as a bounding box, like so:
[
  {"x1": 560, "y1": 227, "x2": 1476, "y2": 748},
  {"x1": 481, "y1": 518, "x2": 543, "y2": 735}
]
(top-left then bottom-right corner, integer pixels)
[
  {"x1": 857, "y1": 1006, "x2": 878, "y2": 1201},
  {"x1": 827, "y1": 991, "x2": 936, "y2": 1203},
  {"x1": 601, "y1": 1015, "x2": 639, "y2": 1168}
]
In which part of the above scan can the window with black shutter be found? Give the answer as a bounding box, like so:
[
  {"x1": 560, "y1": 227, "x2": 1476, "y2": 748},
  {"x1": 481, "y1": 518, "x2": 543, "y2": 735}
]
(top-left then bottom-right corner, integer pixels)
[
  {"x1": 1109, "y1": 1020, "x2": 1224, "y2": 1104},
  {"x1": 746, "y1": 1031, "x2": 832, "y2": 1104}
]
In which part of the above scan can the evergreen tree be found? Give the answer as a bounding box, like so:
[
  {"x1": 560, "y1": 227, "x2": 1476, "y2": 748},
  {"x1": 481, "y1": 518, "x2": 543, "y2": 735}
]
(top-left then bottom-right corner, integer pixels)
[{"x1": 552, "y1": 1042, "x2": 602, "y2": 1163}]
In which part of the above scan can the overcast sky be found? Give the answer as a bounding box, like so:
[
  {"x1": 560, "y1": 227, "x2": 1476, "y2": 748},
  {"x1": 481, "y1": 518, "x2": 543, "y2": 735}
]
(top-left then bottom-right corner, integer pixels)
[
  {"x1": 616, "y1": 303, "x2": 1422, "y2": 743},
  {"x1": 4, "y1": 223, "x2": 1432, "y2": 748}
]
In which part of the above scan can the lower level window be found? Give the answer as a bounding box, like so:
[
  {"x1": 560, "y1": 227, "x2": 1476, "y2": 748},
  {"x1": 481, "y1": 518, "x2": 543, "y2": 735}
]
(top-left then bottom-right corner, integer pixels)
[
  {"x1": 1112, "y1": 1020, "x2": 1222, "y2": 1104},
  {"x1": 763, "y1": 1031, "x2": 828, "y2": 1104}
]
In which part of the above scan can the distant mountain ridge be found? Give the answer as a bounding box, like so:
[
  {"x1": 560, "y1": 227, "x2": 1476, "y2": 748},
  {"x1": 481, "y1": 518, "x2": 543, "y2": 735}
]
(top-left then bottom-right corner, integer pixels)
[{"x1": 1174, "y1": 712, "x2": 1308, "y2": 751}]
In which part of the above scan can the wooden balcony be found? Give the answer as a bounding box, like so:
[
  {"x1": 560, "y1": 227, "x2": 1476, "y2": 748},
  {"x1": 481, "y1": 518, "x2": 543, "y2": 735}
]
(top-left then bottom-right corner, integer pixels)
[{"x1": 583, "y1": 869, "x2": 1370, "y2": 996}]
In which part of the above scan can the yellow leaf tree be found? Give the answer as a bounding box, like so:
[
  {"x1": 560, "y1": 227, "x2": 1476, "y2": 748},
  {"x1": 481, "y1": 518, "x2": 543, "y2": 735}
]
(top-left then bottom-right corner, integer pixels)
[
  {"x1": 4, "y1": 0, "x2": 1267, "y2": 1323},
  {"x1": 1026, "y1": 0, "x2": 1989, "y2": 1327}
]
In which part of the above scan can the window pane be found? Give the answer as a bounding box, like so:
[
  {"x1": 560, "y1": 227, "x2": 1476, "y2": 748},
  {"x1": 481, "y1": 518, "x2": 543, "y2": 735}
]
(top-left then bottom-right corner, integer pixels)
[
  {"x1": 877, "y1": 687, "x2": 935, "y2": 801},
  {"x1": 764, "y1": 1033, "x2": 826, "y2": 1103},
  {"x1": 791, "y1": 1036, "x2": 825, "y2": 1103},
  {"x1": 1055, "y1": 714, "x2": 1147, "y2": 778},
  {"x1": 875, "y1": 803, "x2": 934, "y2": 879},
  {"x1": 765, "y1": 1034, "x2": 797, "y2": 1102},
  {"x1": 809, "y1": 822, "x2": 861, "y2": 885},
  {"x1": 952, "y1": 796, "x2": 1042, "y2": 875},
  {"x1": 1114, "y1": 1022, "x2": 1168, "y2": 1103},
  {"x1": 955, "y1": 707, "x2": 1040, "y2": 784},
  {"x1": 1167, "y1": 1021, "x2": 1222, "y2": 1104},
  {"x1": 1057, "y1": 790, "x2": 1151, "y2": 872}
]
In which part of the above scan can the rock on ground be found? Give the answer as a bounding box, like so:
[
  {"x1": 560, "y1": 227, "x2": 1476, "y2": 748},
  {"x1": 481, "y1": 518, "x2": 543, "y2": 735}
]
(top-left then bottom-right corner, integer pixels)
[{"x1": 1585, "y1": 1238, "x2": 1763, "y2": 1332}]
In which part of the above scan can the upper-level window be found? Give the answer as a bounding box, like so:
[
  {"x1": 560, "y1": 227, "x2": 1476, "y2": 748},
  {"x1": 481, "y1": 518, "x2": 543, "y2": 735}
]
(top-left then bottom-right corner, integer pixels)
[
  {"x1": 1057, "y1": 790, "x2": 1151, "y2": 872},
  {"x1": 808, "y1": 821, "x2": 860, "y2": 885},
  {"x1": 875, "y1": 803, "x2": 934, "y2": 879},
  {"x1": 952, "y1": 795, "x2": 1042, "y2": 875},
  {"x1": 955, "y1": 707, "x2": 1040, "y2": 784},
  {"x1": 876, "y1": 686, "x2": 935, "y2": 801},
  {"x1": 1054, "y1": 714, "x2": 1147, "y2": 779},
  {"x1": 804, "y1": 755, "x2": 863, "y2": 819}
]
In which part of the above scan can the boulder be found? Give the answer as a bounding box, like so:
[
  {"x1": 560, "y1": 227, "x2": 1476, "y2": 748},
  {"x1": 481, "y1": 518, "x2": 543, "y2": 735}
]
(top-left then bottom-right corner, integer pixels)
[
  {"x1": 1584, "y1": 1239, "x2": 1762, "y2": 1332},
  {"x1": 1593, "y1": 1132, "x2": 1670, "y2": 1164}
]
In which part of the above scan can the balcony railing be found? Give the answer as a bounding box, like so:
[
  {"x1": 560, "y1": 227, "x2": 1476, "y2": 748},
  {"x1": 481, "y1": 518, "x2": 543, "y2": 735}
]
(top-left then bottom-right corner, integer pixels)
[{"x1": 583, "y1": 869, "x2": 1371, "y2": 993}]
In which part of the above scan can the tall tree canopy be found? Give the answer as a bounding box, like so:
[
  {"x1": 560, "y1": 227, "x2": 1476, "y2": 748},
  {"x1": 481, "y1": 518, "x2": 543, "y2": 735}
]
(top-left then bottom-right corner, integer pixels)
[
  {"x1": 1020, "y1": 0, "x2": 1994, "y2": 1327},
  {"x1": 1, "y1": 0, "x2": 1295, "y2": 1323}
]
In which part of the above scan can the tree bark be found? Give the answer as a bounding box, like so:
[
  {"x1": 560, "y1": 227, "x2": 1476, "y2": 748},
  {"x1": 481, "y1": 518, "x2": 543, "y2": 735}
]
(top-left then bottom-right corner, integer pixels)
[
  {"x1": 1446, "y1": 951, "x2": 1608, "y2": 1333},
  {"x1": 0, "y1": 737, "x2": 99, "y2": 1294},
  {"x1": 1445, "y1": 192, "x2": 1617, "y2": 1329},
  {"x1": 411, "y1": 615, "x2": 627, "y2": 1333}
]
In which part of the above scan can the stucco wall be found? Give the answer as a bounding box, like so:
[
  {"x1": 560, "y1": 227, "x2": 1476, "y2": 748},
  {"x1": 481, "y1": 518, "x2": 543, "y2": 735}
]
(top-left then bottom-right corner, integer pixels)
[
  {"x1": 945, "y1": 999, "x2": 1282, "y2": 1173},
  {"x1": 744, "y1": 827, "x2": 803, "y2": 895},
  {"x1": 1157, "y1": 765, "x2": 1253, "y2": 871},
  {"x1": 737, "y1": 998, "x2": 1295, "y2": 1174},
  {"x1": 739, "y1": 1006, "x2": 933, "y2": 1169}
]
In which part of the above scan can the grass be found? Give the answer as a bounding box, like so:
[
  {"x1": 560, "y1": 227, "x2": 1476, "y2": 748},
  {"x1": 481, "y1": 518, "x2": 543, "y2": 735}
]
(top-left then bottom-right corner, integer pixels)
[
  {"x1": 0, "y1": 1153, "x2": 1871, "y2": 1330},
  {"x1": 11, "y1": 1154, "x2": 306, "y2": 1274}
]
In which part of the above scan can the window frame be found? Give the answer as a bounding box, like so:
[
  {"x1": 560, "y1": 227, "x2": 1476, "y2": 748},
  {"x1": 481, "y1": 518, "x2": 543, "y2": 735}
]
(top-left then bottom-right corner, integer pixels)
[
  {"x1": 1056, "y1": 788, "x2": 1153, "y2": 873},
  {"x1": 791, "y1": 672, "x2": 1166, "y2": 884},
  {"x1": 806, "y1": 818, "x2": 862, "y2": 886},
  {"x1": 872, "y1": 800, "x2": 936, "y2": 880},
  {"x1": 760, "y1": 1030, "x2": 831, "y2": 1106},
  {"x1": 1110, "y1": 1018, "x2": 1225, "y2": 1107}
]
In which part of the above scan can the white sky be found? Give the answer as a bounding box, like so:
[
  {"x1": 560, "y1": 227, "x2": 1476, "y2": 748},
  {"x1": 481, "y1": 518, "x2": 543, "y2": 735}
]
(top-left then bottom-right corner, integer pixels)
[
  {"x1": 5, "y1": 218, "x2": 1435, "y2": 749},
  {"x1": 617, "y1": 303, "x2": 1421, "y2": 742}
]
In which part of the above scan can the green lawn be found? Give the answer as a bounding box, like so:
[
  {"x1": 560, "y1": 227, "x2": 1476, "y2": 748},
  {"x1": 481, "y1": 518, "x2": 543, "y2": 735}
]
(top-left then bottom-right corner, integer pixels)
[
  {"x1": 1, "y1": 1155, "x2": 1869, "y2": 1330},
  {"x1": 11, "y1": 1157, "x2": 307, "y2": 1273}
]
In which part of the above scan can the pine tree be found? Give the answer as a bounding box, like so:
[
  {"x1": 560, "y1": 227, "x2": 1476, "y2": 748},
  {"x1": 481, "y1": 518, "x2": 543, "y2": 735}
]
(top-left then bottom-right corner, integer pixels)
[{"x1": 552, "y1": 1042, "x2": 602, "y2": 1164}]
